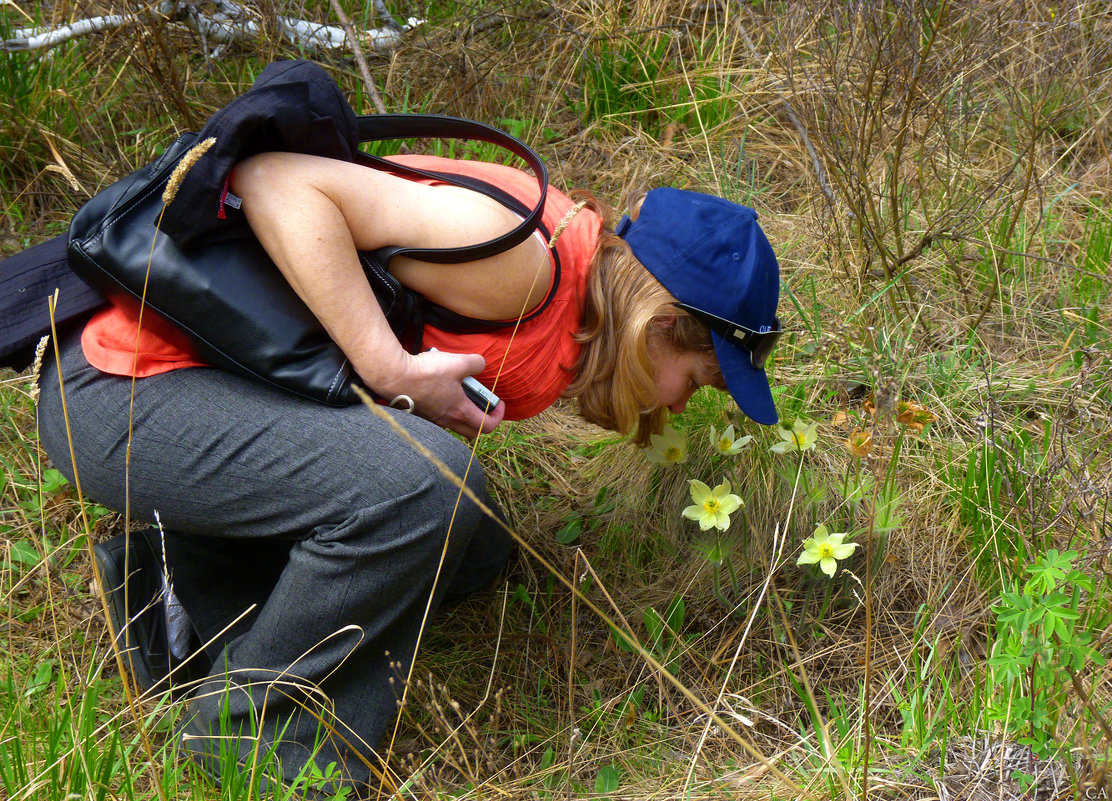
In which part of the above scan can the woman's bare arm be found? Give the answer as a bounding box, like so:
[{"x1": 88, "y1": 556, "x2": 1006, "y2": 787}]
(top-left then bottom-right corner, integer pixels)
[{"x1": 230, "y1": 151, "x2": 549, "y2": 437}]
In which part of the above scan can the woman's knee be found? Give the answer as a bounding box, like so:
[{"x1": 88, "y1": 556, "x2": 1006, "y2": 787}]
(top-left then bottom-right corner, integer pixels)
[
  {"x1": 432, "y1": 434, "x2": 493, "y2": 530},
  {"x1": 384, "y1": 415, "x2": 490, "y2": 517}
]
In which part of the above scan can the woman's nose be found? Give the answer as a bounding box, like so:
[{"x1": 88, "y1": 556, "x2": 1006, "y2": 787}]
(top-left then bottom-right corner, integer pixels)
[{"x1": 668, "y1": 389, "x2": 694, "y2": 415}]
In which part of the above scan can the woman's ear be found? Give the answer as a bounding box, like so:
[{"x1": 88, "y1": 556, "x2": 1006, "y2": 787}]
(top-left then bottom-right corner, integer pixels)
[{"x1": 651, "y1": 313, "x2": 677, "y2": 331}]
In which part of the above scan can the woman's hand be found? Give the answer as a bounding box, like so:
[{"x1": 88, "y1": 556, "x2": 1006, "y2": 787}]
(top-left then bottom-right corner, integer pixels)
[{"x1": 377, "y1": 349, "x2": 505, "y2": 439}]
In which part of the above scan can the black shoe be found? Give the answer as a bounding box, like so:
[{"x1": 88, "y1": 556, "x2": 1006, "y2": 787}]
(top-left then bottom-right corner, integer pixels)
[{"x1": 93, "y1": 529, "x2": 206, "y2": 693}]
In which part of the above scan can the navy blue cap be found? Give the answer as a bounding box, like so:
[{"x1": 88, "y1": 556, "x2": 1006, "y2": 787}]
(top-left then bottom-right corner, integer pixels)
[{"x1": 616, "y1": 188, "x2": 780, "y2": 424}]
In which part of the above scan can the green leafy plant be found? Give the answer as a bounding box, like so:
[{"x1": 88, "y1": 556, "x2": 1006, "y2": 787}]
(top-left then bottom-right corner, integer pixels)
[
  {"x1": 594, "y1": 763, "x2": 621, "y2": 794},
  {"x1": 987, "y1": 550, "x2": 1108, "y2": 759},
  {"x1": 555, "y1": 486, "x2": 616, "y2": 545}
]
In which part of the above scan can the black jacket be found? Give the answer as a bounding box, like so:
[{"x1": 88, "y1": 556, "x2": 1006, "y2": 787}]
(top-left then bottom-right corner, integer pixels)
[{"x1": 161, "y1": 59, "x2": 359, "y2": 248}]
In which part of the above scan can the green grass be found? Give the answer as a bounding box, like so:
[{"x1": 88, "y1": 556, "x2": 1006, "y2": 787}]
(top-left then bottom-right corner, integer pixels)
[{"x1": 575, "y1": 24, "x2": 740, "y2": 136}]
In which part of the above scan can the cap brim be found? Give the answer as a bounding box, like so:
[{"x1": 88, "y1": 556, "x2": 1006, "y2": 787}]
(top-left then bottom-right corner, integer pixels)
[{"x1": 711, "y1": 331, "x2": 778, "y2": 425}]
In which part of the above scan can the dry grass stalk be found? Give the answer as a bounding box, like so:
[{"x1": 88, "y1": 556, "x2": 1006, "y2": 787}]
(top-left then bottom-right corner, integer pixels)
[{"x1": 160, "y1": 135, "x2": 215, "y2": 205}]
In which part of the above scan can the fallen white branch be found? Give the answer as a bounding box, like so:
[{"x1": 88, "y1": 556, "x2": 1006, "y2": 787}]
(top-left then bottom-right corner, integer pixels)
[
  {"x1": 2, "y1": 0, "x2": 422, "y2": 54},
  {"x1": 5, "y1": 12, "x2": 139, "y2": 50}
]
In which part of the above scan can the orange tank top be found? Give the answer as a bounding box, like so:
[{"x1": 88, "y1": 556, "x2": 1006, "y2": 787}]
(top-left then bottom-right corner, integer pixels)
[{"x1": 81, "y1": 154, "x2": 601, "y2": 420}]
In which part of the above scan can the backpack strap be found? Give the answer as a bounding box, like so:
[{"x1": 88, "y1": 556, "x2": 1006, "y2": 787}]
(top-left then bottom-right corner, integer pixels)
[
  {"x1": 354, "y1": 114, "x2": 548, "y2": 264},
  {"x1": 411, "y1": 169, "x2": 562, "y2": 331},
  {"x1": 354, "y1": 154, "x2": 563, "y2": 329},
  {"x1": 350, "y1": 115, "x2": 563, "y2": 352}
]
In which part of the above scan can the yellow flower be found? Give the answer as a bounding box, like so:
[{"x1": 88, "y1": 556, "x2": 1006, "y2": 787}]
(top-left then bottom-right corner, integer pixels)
[
  {"x1": 644, "y1": 424, "x2": 688, "y2": 465},
  {"x1": 797, "y1": 524, "x2": 858, "y2": 578},
  {"x1": 710, "y1": 424, "x2": 752, "y2": 456},
  {"x1": 844, "y1": 429, "x2": 874, "y2": 458},
  {"x1": 769, "y1": 419, "x2": 819, "y2": 453},
  {"x1": 682, "y1": 479, "x2": 743, "y2": 531}
]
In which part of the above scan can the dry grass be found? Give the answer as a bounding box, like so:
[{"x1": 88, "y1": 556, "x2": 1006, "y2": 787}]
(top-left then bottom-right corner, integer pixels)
[{"x1": 3, "y1": 0, "x2": 1112, "y2": 798}]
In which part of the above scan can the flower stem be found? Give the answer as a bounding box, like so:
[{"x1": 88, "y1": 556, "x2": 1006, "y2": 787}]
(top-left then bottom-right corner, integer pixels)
[
  {"x1": 795, "y1": 451, "x2": 812, "y2": 525},
  {"x1": 725, "y1": 553, "x2": 741, "y2": 598},
  {"x1": 710, "y1": 562, "x2": 732, "y2": 611}
]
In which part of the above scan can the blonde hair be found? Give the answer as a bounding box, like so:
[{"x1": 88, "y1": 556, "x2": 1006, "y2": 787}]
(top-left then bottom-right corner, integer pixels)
[{"x1": 564, "y1": 192, "x2": 725, "y2": 445}]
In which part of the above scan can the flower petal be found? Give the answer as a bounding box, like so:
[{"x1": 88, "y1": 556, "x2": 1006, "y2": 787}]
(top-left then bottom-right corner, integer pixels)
[
  {"x1": 797, "y1": 549, "x2": 821, "y2": 566},
  {"x1": 688, "y1": 479, "x2": 711, "y2": 504},
  {"x1": 819, "y1": 557, "x2": 837, "y2": 577},
  {"x1": 832, "y1": 542, "x2": 858, "y2": 559},
  {"x1": 645, "y1": 426, "x2": 688, "y2": 464},
  {"x1": 718, "y1": 494, "x2": 742, "y2": 515}
]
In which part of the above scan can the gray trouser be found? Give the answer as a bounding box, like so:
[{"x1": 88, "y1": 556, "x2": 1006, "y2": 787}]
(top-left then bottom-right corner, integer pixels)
[{"x1": 37, "y1": 326, "x2": 512, "y2": 788}]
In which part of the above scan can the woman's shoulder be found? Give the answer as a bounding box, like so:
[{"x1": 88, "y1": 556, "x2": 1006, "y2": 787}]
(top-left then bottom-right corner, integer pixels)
[
  {"x1": 384, "y1": 154, "x2": 576, "y2": 208},
  {"x1": 384, "y1": 153, "x2": 602, "y2": 264}
]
